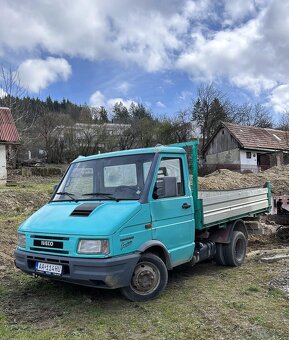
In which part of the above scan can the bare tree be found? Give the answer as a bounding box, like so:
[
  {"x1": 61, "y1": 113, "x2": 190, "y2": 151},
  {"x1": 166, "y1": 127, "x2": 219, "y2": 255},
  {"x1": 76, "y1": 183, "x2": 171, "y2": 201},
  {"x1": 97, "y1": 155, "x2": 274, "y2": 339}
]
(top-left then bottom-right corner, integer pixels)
[
  {"x1": 278, "y1": 112, "x2": 289, "y2": 131},
  {"x1": 230, "y1": 102, "x2": 273, "y2": 128},
  {"x1": 0, "y1": 66, "x2": 44, "y2": 164},
  {"x1": 0, "y1": 66, "x2": 40, "y2": 131},
  {"x1": 113, "y1": 127, "x2": 138, "y2": 150},
  {"x1": 77, "y1": 123, "x2": 108, "y2": 156},
  {"x1": 172, "y1": 110, "x2": 192, "y2": 142},
  {"x1": 37, "y1": 112, "x2": 73, "y2": 163},
  {"x1": 192, "y1": 83, "x2": 228, "y2": 150}
]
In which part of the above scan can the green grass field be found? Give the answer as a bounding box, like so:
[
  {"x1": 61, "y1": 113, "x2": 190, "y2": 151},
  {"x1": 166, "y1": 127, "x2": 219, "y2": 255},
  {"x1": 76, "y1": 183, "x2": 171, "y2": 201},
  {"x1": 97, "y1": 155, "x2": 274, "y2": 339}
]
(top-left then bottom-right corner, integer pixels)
[{"x1": 0, "y1": 177, "x2": 288, "y2": 339}]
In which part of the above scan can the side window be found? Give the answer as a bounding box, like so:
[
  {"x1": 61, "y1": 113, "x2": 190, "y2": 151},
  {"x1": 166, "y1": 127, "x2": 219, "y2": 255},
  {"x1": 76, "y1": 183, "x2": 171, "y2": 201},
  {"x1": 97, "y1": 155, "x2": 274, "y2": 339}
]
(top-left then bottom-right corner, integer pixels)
[{"x1": 153, "y1": 158, "x2": 185, "y2": 199}]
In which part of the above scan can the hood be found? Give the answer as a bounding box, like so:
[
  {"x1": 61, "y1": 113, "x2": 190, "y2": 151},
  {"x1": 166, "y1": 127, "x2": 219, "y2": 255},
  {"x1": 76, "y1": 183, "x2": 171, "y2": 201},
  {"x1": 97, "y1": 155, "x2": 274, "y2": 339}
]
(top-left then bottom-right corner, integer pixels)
[{"x1": 19, "y1": 200, "x2": 142, "y2": 236}]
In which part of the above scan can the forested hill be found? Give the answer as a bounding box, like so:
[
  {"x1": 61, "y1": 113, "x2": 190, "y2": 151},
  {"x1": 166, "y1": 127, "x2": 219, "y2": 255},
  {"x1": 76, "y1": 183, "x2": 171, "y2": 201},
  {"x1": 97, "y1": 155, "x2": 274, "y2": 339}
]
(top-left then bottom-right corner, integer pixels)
[{"x1": 0, "y1": 95, "x2": 83, "y2": 122}]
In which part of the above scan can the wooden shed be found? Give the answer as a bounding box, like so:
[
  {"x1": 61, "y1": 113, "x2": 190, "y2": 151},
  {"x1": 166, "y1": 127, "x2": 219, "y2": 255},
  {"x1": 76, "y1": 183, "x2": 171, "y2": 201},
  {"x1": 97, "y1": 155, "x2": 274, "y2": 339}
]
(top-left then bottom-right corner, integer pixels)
[{"x1": 203, "y1": 122, "x2": 289, "y2": 174}]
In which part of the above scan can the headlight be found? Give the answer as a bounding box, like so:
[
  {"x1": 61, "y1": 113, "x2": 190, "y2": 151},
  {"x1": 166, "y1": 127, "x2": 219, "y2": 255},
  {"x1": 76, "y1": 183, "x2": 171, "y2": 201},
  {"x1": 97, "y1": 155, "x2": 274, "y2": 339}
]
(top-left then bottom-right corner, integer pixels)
[
  {"x1": 18, "y1": 233, "x2": 26, "y2": 248},
  {"x1": 77, "y1": 239, "x2": 109, "y2": 254}
]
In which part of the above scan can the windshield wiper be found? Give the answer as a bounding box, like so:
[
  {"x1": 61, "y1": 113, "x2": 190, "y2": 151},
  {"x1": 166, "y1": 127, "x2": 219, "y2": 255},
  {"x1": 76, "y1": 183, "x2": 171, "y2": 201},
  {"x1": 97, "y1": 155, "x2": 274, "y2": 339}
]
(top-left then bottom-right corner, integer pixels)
[
  {"x1": 56, "y1": 191, "x2": 78, "y2": 202},
  {"x1": 82, "y1": 192, "x2": 118, "y2": 201}
]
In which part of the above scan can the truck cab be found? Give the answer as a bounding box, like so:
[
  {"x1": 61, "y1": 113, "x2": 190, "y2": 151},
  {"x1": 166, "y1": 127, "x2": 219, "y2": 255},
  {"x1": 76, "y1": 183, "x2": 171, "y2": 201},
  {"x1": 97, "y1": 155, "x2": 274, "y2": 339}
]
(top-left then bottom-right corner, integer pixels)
[{"x1": 15, "y1": 146, "x2": 197, "y2": 301}]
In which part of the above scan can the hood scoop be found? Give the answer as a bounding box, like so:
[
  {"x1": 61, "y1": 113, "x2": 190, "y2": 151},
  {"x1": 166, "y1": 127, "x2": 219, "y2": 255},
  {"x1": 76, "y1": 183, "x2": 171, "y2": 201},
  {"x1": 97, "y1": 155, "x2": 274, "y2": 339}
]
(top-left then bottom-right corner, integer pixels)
[{"x1": 71, "y1": 203, "x2": 103, "y2": 217}]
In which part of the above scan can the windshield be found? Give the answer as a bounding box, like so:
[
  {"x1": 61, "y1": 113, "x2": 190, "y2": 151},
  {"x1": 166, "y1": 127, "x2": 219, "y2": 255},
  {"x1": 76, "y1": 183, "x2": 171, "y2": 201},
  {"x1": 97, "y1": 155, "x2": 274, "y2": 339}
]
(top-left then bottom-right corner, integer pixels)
[{"x1": 52, "y1": 153, "x2": 154, "y2": 202}]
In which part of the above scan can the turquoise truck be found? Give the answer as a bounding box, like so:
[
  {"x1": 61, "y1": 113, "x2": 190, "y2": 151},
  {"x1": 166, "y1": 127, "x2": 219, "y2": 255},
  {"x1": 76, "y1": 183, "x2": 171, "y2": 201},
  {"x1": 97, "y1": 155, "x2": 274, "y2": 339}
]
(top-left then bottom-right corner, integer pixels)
[{"x1": 15, "y1": 141, "x2": 270, "y2": 301}]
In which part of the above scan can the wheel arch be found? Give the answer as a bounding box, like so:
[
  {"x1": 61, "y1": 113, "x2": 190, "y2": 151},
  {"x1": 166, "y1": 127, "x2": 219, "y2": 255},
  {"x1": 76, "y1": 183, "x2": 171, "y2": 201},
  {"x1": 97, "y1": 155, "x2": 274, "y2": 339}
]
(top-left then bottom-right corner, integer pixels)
[
  {"x1": 208, "y1": 219, "x2": 248, "y2": 244},
  {"x1": 231, "y1": 219, "x2": 248, "y2": 240},
  {"x1": 138, "y1": 241, "x2": 172, "y2": 270}
]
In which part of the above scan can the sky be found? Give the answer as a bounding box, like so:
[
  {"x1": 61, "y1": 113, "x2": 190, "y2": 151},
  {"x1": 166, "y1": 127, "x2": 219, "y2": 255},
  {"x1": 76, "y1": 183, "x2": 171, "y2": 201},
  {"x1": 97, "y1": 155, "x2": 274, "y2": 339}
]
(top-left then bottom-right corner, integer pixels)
[{"x1": 0, "y1": 0, "x2": 289, "y2": 120}]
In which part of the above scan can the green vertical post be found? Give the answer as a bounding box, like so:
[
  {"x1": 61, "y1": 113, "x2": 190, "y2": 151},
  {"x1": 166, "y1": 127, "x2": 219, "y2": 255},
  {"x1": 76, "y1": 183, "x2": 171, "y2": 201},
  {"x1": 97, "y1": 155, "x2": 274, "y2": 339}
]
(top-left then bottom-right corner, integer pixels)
[
  {"x1": 191, "y1": 142, "x2": 198, "y2": 203},
  {"x1": 168, "y1": 140, "x2": 203, "y2": 228}
]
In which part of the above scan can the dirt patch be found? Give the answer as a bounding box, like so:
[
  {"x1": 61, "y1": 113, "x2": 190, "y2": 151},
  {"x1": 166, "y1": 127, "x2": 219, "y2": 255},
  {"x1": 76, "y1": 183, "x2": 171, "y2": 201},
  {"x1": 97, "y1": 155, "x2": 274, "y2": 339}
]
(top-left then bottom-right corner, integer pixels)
[
  {"x1": 2, "y1": 280, "x2": 64, "y2": 326},
  {"x1": 199, "y1": 165, "x2": 289, "y2": 195}
]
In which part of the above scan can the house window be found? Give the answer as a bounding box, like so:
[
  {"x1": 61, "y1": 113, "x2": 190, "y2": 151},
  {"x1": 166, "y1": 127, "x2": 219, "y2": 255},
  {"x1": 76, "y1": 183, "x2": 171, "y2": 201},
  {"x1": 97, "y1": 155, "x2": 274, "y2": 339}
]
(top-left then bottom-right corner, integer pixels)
[{"x1": 246, "y1": 152, "x2": 252, "y2": 159}]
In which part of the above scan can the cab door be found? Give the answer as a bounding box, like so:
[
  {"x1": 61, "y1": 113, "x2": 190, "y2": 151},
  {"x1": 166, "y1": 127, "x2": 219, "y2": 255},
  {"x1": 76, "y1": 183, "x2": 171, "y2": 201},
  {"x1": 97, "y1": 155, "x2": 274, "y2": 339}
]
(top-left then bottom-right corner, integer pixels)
[{"x1": 149, "y1": 154, "x2": 195, "y2": 267}]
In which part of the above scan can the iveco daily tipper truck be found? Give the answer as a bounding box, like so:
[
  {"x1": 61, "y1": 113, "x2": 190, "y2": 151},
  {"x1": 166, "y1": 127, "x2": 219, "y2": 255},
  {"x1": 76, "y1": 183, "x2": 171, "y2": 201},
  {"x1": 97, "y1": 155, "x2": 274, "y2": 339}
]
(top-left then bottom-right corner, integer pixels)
[{"x1": 15, "y1": 141, "x2": 271, "y2": 301}]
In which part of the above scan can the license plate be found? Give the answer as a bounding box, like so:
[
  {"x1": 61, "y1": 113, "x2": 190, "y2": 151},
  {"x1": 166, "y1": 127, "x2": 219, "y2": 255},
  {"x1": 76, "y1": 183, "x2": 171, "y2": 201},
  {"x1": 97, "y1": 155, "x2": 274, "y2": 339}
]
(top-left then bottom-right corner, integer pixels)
[{"x1": 35, "y1": 262, "x2": 62, "y2": 275}]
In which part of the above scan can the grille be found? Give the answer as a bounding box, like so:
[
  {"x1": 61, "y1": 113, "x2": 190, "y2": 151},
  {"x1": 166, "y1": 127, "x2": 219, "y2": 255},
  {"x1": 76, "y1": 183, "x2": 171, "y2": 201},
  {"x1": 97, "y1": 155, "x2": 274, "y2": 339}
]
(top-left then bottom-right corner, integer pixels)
[{"x1": 30, "y1": 235, "x2": 70, "y2": 255}]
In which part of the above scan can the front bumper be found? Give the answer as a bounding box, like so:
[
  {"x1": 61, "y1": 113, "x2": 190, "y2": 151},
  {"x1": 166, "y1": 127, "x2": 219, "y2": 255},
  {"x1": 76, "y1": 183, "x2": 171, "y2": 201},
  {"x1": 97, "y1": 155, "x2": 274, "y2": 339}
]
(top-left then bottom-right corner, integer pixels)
[{"x1": 15, "y1": 249, "x2": 140, "y2": 289}]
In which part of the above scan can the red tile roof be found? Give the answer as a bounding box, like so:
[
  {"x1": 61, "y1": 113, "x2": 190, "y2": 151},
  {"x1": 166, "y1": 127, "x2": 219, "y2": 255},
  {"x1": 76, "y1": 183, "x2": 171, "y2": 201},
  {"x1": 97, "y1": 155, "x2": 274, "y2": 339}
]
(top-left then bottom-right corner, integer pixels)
[
  {"x1": 222, "y1": 122, "x2": 289, "y2": 151},
  {"x1": 0, "y1": 107, "x2": 20, "y2": 144}
]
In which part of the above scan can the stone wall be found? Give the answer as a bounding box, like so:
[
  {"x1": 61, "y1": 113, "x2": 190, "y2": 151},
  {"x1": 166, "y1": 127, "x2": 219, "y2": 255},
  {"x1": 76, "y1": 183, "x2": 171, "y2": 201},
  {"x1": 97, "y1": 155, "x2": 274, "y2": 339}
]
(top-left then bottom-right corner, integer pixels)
[{"x1": 22, "y1": 167, "x2": 62, "y2": 177}]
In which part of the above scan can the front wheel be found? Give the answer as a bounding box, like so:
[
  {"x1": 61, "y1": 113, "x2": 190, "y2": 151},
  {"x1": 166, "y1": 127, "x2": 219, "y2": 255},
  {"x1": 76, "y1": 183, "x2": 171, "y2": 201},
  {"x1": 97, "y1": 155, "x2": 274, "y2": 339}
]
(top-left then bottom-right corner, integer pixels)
[{"x1": 120, "y1": 253, "x2": 168, "y2": 302}]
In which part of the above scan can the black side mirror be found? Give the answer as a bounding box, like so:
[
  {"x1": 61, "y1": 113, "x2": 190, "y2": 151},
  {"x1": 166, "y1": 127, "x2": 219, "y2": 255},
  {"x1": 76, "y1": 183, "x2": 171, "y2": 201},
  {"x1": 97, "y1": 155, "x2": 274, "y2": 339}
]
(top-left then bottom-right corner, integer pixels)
[{"x1": 154, "y1": 177, "x2": 177, "y2": 199}]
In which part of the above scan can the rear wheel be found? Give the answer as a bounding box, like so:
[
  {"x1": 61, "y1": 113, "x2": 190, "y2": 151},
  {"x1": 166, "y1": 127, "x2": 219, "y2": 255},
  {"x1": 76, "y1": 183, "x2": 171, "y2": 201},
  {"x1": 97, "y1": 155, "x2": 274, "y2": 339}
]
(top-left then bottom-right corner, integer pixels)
[
  {"x1": 223, "y1": 231, "x2": 247, "y2": 266},
  {"x1": 120, "y1": 253, "x2": 168, "y2": 302}
]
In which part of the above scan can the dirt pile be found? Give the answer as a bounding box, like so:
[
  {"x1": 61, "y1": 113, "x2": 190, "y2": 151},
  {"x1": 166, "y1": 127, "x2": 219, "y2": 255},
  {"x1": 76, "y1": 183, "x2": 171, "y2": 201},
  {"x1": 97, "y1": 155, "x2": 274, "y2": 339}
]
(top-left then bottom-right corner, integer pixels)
[{"x1": 199, "y1": 165, "x2": 289, "y2": 195}]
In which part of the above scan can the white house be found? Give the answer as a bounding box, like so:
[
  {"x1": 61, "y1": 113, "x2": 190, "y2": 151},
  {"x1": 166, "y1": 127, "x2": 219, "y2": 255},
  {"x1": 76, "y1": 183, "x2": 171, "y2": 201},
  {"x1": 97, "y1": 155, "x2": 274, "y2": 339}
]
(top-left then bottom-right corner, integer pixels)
[{"x1": 0, "y1": 107, "x2": 20, "y2": 184}]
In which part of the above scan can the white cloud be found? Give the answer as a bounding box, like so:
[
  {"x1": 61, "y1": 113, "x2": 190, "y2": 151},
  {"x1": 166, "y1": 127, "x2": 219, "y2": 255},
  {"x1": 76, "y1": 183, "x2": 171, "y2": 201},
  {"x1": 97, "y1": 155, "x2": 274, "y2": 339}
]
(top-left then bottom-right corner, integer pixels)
[
  {"x1": 156, "y1": 101, "x2": 166, "y2": 108},
  {"x1": 2, "y1": 0, "x2": 289, "y2": 113},
  {"x1": 107, "y1": 97, "x2": 136, "y2": 109},
  {"x1": 0, "y1": 88, "x2": 7, "y2": 98},
  {"x1": 176, "y1": 1, "x2": 289, "y2": 105},
  {"x1": 163, "y1": 78, "x2": 174, "y2": 85},
  {"x1": 17, "y1": 57, "x2": 71, "y2": 93},
  {"x1": 269, "y1": 85, "x2": 289, "y2": 113},
  {"x1": 178, "y1": 90, "x2": 193, "y2": 101},
  {"x1": 89, "y1": 90, "x2": 136, "y2": 109},
  {"x1": 0, "y1": 0, "x2": 192, "y2": 72},
  {"x1": 89, "y1": 90, "x2": 106, "y2": 107},
  {"x1": 116, "y1": 81, "x2": 131, "y2": 95},
  {"x1": 223, "y1": 0, "x2": 256, "y2": 24}
]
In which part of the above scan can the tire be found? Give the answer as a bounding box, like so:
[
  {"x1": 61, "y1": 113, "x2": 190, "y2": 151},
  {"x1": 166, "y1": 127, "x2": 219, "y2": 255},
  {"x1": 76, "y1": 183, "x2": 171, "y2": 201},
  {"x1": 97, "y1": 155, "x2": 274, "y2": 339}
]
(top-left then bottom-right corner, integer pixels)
[
  {"x1": 223, "y1": 231, "x2": 247, "y2": 267},
  {"x1": 215, "y1": 243, "x2": 227, "y2": 265},
  {"x1": 120, "y1": 252, "x2": 168, "y2": 302}
]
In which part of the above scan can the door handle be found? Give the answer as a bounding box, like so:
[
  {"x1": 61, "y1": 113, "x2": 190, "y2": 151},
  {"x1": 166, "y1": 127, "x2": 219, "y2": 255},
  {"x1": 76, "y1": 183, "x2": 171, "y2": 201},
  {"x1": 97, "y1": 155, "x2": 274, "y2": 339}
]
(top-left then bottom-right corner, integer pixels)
[{"x1": 182, "y1": 203, "x2": 191, "y2": 209}]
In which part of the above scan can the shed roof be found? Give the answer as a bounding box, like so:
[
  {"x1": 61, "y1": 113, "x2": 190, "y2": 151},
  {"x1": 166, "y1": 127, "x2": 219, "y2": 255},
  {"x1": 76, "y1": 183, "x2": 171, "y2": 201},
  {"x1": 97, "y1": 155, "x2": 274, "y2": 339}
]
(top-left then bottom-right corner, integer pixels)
[
  {"x1": 0, "y1": 107, "x2": 20, "y2": 144},
  {"x1": 222, "y1": 122, "x2": 289, "y2": 151}
]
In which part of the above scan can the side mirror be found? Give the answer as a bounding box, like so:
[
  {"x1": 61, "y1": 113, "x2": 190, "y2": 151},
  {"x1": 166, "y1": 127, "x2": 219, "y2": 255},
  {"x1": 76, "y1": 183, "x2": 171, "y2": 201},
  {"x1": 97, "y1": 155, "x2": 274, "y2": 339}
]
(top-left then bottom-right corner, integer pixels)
[{"x1": 154, "y1": 177, "x2": 177, "y2": 199}]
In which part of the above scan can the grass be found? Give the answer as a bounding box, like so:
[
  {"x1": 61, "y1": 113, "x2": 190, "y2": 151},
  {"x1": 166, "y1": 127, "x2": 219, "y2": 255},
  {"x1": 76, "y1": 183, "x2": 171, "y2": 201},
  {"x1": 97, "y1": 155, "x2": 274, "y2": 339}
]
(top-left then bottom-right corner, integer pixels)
[{"x1": 0, "y1": 177, "x2": 289, "y2": 339}]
